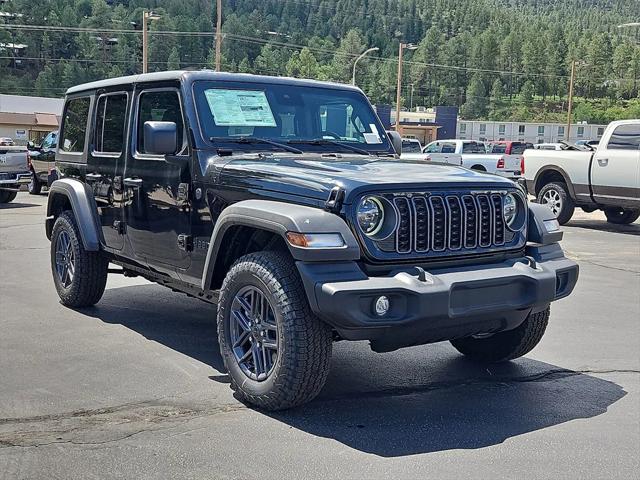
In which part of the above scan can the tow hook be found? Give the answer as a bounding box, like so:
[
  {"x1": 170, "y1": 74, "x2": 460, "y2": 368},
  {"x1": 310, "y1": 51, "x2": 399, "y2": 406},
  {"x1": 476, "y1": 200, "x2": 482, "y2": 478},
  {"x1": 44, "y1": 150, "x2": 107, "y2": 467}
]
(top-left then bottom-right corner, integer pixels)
[{"x1": 415, "y1": 266, "x2": 428, "y2": 282}]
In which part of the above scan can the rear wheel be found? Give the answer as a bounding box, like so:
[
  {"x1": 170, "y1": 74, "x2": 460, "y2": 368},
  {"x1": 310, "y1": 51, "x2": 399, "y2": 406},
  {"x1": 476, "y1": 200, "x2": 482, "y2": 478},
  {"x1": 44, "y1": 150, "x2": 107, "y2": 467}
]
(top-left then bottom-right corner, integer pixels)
[
  {"x1": 450, "y1": 307, "x2": 550, "y2": 363},
  {"x1": 28, "y1": 172, "x2": 42, "y2": 195},
  {"x1": 604, "y1": 207, "x2": 640, "y2": 225},
  {"x1": 537, "y1": 182, "x2": 575, "y2": 225},
  {"x1": 0, "y1": 191, "x2": 17, "y2": 203},
  {"x1": 50, "y1": 211, "x2": 108, "y2": 307},
  {"x1": 217, "y1": 251, "x2": 332, "y2": 410}
]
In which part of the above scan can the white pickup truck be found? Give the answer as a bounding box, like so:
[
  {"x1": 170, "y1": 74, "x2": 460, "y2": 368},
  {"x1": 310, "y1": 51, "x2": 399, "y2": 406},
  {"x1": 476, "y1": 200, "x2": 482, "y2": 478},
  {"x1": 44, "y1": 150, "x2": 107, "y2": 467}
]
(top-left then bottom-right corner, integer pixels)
[
  {"x1": 523, "y1": 119, "x2": 640, "y2": 224},
  {"x1": 0, "y1": 145, "x2": 30, "y2": 203},
  {"x1": 424, "y1": 139, "x2": 521, "y2": 178}
]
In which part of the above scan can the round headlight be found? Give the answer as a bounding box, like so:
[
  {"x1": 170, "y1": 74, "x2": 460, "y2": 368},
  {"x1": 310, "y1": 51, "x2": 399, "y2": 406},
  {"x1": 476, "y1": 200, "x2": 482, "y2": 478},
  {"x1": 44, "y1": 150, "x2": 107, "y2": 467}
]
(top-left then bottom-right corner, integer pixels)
[
  {"x1": 357, "y1": 196, "x2": 384, "y2": 236},
  {"x1": 503, "y1": 193, "x2": 518, "y2": 228}
]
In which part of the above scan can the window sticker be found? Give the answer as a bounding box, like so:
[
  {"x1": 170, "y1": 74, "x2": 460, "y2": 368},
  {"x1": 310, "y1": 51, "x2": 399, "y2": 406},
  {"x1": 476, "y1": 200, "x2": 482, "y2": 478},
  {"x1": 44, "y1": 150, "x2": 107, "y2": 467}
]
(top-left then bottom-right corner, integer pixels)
[
  {"x1": 205, "y1": 89, "x2": 277, "y2": 127},
  {"x1": 364, "y1": 124, "x2": 382, "y2": 144}
]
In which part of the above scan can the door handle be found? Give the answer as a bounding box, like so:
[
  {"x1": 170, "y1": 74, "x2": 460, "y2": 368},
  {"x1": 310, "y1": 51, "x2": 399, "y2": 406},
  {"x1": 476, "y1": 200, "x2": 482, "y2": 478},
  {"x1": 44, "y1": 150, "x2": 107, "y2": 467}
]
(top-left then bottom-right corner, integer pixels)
[
  {"x1": 123, "y1": 177, "x2": 143, "y2": 188},
  {"x1": 597, "y1": 158, "x2": 608, "y2": 167},
  {"x1": 86, "y1": 173, "x2": 102, "y2": 181}
]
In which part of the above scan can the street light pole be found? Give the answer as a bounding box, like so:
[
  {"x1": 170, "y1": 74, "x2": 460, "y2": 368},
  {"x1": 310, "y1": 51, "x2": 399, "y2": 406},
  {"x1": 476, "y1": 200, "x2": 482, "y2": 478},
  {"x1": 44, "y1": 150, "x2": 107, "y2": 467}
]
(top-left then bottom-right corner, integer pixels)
[
  {"x1": 566, "y1": 60, "x2": 576, "y2": 142},
  {"x1": 215, "y1": 0, "x2": 222, "y2": 71},
  {"x1": 351, "y1": 47, "x2": 379, "y2": 85},
  {"x1": 142, "y1": 10, "x2": 160, "y2": 74},
  {"x1": 394, "y1": 43, "x2": 417, "y2": 134}
]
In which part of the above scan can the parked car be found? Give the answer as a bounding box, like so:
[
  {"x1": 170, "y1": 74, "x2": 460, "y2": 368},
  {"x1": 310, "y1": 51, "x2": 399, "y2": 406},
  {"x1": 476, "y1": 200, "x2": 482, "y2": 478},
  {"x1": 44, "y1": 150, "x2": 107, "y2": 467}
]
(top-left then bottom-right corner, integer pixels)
[
  {"x1": 0, "y1": 143, "x2": 30, "y2": 203},
  {"x1": 488, "y1": 141, "x2": 533, "y2": 155},
  {"x1": 399, "y1": 138, "x2": 427, "y2": 161},
  {"x1": 0, "y1": 137, "x2": 15, "y2": 146},
  {"x1": 46, "y1": 71, "x2": 578, "y2": 410},
  {"x1": 419, "y1": 140, "x2": 463, "y2": 165},
  {"x1": 524, "y1": 120, "x2": 640, "y2": 224},
  {"x1": 27, "y1": 130, "x2": 58, "y2": 194},
  {"x1": 424, "y1": 139, "x2": 521, "y2": 178}
]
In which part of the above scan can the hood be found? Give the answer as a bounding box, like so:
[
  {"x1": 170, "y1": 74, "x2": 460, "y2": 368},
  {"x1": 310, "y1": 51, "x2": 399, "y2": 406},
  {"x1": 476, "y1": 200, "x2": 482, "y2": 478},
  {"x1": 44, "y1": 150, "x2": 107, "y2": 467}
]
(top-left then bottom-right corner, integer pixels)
[{"x1": 217, "y1": 153, "x2": 516, "y2": 203}]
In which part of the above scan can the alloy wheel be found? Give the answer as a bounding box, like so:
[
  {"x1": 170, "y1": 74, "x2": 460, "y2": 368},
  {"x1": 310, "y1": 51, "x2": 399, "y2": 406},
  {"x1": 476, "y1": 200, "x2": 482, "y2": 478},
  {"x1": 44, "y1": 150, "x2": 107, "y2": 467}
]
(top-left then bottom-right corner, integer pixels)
[
  {"x1": 54, "y1": 231, "x2": 75, "y2": 288},
  {"x1": 229, "y1": 286, "x2": 279, "y2": 381},
  {"x1": 541, "y1": 188, "x2": 563, "y2": 217}
]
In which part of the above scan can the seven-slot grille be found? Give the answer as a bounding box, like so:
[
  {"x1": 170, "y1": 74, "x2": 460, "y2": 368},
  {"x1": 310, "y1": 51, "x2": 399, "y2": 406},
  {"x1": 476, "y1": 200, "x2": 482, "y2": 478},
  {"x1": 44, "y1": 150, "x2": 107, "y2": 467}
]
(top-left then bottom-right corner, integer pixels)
[{"x1": 391, "y1": 192, "x2": 507, "y2": 254}]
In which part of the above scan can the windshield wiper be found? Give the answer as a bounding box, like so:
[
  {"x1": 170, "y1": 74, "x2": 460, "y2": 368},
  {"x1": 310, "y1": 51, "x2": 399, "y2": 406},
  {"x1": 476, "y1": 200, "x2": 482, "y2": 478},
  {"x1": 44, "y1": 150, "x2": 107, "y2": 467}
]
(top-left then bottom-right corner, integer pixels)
[
  {"x1": 287, "y1": 139, "x2": 374, "y2": 156},
  {"x1": 210, "y1": 136, "x2": 303, "y2": 154}
]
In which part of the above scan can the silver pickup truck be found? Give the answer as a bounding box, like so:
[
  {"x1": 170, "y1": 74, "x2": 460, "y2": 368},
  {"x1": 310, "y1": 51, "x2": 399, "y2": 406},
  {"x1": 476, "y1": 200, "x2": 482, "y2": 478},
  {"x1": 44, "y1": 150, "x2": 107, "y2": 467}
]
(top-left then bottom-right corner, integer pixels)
[{"x1": 0, "y1": 145, "x2": 30, "y2": 203}]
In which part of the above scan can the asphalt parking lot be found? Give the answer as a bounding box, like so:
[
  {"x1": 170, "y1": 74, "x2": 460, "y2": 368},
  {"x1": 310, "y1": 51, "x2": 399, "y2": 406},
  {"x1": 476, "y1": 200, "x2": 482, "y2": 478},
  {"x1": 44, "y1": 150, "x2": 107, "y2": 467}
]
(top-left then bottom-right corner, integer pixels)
[{"x1": 0, "y1": 191, "x2": 638, "y2": 480}]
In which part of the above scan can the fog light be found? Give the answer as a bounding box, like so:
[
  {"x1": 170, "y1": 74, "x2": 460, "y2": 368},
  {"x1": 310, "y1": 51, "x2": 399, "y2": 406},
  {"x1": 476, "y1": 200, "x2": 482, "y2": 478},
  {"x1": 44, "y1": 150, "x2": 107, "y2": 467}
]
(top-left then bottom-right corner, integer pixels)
[
  {"x1": 374, "y1": 296, "x2": 390, "y2": 316},
  {"x1": 543, "y1": 218, "x2": 560, "y2": 232}
]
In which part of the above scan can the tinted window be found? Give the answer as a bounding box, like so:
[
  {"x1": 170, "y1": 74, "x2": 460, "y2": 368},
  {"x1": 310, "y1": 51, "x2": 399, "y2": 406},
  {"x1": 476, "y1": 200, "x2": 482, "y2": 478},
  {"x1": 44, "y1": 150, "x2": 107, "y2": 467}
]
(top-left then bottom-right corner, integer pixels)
[
  {"x1": 402, "y1": 140, "x2": 422, "y2": 153},
  {"x1": 61, "y1": 97, "x2": 90, "y2": 153},
  {"x1": 510, "y1": 143, "x2": 528, "y2": 154},
  {"x1": 424, "y1": 142, "x2": 440, "y2": 153},
  {"x1": 95, "y1": 94, "x2": 127, "y2": 153},
  {"x1": 441, "y1": 143, "x2": 456, "y2": 153},
  {"x1": 490, "y1": 144, "x2": 507, "y2": 154},
  {"x1": 607, "y1": 124, "x2": 640, "y2": 150},
  {"x1": 137, "y1": 91, "x2": 184, "y2": 154},
  {"x1": 462, "y1": 142, "x2": 485, "y2": 154},
  {"x1": 42, "y1": 131, "x2": 57, "y2": 149}
]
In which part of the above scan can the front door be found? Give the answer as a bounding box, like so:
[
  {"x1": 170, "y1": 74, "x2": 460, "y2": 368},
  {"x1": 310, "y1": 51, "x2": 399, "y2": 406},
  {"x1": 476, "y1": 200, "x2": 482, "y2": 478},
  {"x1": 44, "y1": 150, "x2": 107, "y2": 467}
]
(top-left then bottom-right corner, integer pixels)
[
  {"x1": 86, "y1": 91, "x2": 129, "y2": 251},
  {"x1": 591, "y1": 123, "x2": 640, "y2": 208},
  {"x1": 123, "y1": 87, "x2": 192, "y2": 270}
]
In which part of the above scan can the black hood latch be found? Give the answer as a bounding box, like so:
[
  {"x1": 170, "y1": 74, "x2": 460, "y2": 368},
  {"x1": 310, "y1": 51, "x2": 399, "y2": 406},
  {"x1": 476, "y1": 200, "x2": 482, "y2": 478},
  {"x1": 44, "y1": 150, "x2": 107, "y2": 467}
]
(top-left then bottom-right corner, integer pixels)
[{"x1": 325, "y1": 186, "x2": 345, "y2": 213}]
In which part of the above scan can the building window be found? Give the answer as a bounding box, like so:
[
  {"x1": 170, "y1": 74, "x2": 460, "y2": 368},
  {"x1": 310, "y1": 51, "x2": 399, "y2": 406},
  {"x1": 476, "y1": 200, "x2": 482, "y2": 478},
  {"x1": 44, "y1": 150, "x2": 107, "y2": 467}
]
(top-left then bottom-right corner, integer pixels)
[
  {"x1": 558, "y1": 126, "x2": 565, "y2": 138},
  {"x1": 597, "y1": 127, "x2": 604, "y2": 137},
  {"x1": 459, "y1": 123, "x2": 467, "y2": 134},
  {"x1": 537, "y1": 126, "x2": 545, "y2": 136},
  {"x1": 61, "y1": 97, "x2": 91, "y2": 153},
  {"x1": 518, "y1": 125, "x2": 525, "y2": 135},
  {"x1": 498, "y1": 124, "x2": 505, "y2": 135},
  {"x1": 479, "y1": 124, "x2": 486, "y2": 135},
  {"x1": 577, "y1": 126, "x2": 584, "y2": 138}
]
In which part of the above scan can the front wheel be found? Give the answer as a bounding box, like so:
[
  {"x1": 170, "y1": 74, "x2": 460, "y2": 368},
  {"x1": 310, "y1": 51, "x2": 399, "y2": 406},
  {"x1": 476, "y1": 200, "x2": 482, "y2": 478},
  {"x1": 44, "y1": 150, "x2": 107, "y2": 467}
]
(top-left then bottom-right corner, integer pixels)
[
  {"x1": 450, "y1": 307, "x2": 550, "y2": 363},
  {"x1": 537, "y1": 182, "x2": 575, "y2": 225},
  {"x1": 28, "y1": 172, "x2": 42, "y2": 195},
  {"x1": 50, "y1": 211, "x2": 108, "y2": 307},
  {"x1": 217, "y1": 251, "x2": 332, "y2": 411},
  {"x1": 604, "y1": 207, "x2": 640, "y2": 225}
]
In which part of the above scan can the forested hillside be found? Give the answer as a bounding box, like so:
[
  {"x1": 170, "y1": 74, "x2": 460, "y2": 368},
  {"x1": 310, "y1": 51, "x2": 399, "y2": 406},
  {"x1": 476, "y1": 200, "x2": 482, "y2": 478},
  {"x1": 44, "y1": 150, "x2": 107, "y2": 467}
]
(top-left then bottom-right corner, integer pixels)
[{"x1": 1, "y1": 0, "x2": 639, "y2": 122}]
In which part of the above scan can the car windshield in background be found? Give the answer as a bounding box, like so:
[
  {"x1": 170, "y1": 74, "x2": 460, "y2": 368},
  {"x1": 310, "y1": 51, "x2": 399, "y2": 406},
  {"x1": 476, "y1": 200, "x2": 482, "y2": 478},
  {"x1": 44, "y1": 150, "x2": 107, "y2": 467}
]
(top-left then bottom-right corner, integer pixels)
[
  {"x1": 490, "y1": 144, "x2": 507, "y2": 153},
  {"x1": 402, "y1": 140, "x2": 422, "y2": 153},
  {"x1": 193, "y1": 81, "x2": 392, "y2": 155}
]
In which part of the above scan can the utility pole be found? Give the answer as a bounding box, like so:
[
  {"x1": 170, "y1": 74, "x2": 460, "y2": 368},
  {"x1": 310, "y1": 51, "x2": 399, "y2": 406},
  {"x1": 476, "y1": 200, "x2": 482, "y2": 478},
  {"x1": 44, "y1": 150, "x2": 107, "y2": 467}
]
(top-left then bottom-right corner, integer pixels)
[
  {"x1": 215, "y1": 0, "x2": 222, "y2": 71},
  {"x1": 395, "y1": 43, "x2": 417, "y2": 134},
  {"x1": 142, "y1": 10, "x2": 160, "y2": 74},
  {"x1": 409, "y1": 83, "x2": 414, "y2": 110},
  {"x1": 566, "y1": 60, "x2": 576, "y2": 142}
]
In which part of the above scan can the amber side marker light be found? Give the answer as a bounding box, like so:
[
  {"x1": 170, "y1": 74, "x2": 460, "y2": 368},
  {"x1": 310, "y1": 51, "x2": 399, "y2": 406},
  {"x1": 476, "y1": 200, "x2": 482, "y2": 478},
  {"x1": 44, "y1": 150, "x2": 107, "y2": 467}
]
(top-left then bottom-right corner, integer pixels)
[{"x1": 285, "y1": 232, "x2": 345, "y2": 249}]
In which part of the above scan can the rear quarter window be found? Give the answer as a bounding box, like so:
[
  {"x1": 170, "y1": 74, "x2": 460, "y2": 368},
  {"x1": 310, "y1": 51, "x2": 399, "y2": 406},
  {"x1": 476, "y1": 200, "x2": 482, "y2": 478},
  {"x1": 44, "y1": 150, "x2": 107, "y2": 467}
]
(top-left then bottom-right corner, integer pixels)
[
  {"x1": 60, "y1": 97, "x2": 91, "y2": 154},
  {"x1": 607, "y1": 124, "x2": 640, "y2": 150}
]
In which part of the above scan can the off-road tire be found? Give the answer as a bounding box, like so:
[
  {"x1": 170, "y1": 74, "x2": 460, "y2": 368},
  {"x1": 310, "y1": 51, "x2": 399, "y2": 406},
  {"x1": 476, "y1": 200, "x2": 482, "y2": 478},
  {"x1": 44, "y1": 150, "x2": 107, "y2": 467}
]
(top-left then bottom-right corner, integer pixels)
[
  {"x1": 450, "y1": 307, "x2": 550, "y2": 363},
  {"x1": 217, "y1": 251, "x2": 332, "y2": 410},
  {"x1": 28, "y1": 172, "x2": 42, "y2": 195},
  {"x1": 0, "y1": 191, "x2": 17, "y2": 203},
  {"x1": 538, "y1": 182, "x2": 575, "y2": 225},
  {"x1": 50, "y1": 211, "x2": 108, "y2": 307},
  {"x1": 604, "y1": 207, "x2": 640, "y2": 225}
]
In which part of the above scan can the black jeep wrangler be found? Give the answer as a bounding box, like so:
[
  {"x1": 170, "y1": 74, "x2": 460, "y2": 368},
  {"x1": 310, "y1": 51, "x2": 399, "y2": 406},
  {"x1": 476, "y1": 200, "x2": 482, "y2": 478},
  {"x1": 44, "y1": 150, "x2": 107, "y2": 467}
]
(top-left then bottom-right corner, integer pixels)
[{"x1": 46, "y1": 71, "x2": 578, "y2": 410}]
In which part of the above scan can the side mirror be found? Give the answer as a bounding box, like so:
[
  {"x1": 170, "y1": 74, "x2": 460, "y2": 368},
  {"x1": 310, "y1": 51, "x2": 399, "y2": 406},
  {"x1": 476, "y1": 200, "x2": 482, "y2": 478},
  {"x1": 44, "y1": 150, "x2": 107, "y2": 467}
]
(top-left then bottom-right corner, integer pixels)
[
  {"x1": 144, "y1": 121, "x2": 177, "y2": 155},
  {"x1": 386, "y1": 130, "x2": 402, "y2": 155},
  {"x1": 27, "y1": 141, "x2": 39, "y2": 151}
]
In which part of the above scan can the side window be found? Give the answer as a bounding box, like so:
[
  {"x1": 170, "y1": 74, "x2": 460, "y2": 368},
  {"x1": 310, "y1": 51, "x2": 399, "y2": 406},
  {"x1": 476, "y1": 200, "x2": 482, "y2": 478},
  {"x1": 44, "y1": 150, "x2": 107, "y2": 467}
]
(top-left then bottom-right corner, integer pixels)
[
  {"x1": 607, "y1": 124, "x2": 640, "y2": 150},
  {"x1": 61, "y1": 97, "x2": 91, "y2": 153},
  {"x1": 137, "y1": 90, "x2": 185, "y2": 155},
  {"x1": 95, "y1": 94, "x2": 128, "y2": 154},
  {"x1": 462, "y1": 142, "x2": 476, "y2": 154},
  {"x1": 441, "y1": 142, "x2": 456, "y2": 153},
  {"x1": 41, "y1": 131, "x2": 57, "y2": 149},
  {"x1": 425, "y1": 142, "x2": 440, "y2": 153}
]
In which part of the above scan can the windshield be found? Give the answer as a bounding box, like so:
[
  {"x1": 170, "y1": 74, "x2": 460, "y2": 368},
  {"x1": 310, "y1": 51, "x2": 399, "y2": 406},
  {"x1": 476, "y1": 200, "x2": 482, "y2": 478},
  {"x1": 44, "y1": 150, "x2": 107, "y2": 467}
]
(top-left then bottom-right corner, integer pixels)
[
  {"x1": 194, "y1": 80, "x2": 392, "y2": 155},
  {"x1": 402, "y1": 140, "x2": 422, "y2": 153}
]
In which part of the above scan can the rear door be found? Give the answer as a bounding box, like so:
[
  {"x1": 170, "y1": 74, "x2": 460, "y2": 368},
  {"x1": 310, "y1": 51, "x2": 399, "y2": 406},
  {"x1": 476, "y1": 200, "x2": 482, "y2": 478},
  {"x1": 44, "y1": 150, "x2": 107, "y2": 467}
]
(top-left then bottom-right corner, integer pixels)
[
  {"x1": 591, "y1": 123, "x2": 640, "y2": 208},
  {"x1": 123, "y1": 86, "x2": 192, "y2": 270},
  {"x1": 86, "y1": 91, "x2": 130, "y2": 251}
]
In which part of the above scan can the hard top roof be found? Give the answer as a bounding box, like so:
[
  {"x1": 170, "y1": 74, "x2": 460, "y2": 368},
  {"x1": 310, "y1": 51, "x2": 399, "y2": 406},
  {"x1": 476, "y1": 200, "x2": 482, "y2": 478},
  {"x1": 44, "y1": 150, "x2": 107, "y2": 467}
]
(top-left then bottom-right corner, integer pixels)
[{"x1": 66, "y1": 70, "x2": 363, "y2": 95}]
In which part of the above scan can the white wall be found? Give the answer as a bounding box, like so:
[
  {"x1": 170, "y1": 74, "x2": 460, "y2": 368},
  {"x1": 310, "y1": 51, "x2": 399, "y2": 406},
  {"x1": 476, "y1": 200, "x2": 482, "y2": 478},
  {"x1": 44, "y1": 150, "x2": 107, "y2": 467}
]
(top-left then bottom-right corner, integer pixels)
[{"x1": 457, "y1": 120, "x2": 608, "y2": 144}]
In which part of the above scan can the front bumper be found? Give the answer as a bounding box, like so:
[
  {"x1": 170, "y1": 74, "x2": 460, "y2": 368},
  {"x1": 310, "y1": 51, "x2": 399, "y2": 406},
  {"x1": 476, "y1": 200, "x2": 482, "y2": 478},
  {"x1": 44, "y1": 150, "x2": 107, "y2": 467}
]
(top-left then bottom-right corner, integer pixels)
[
  {"x1": 0, "y1": 172, "x2": 30, "y2": 189},
  {"x1": 297, "y1": 243, "x2": 578, "y2": 352}
]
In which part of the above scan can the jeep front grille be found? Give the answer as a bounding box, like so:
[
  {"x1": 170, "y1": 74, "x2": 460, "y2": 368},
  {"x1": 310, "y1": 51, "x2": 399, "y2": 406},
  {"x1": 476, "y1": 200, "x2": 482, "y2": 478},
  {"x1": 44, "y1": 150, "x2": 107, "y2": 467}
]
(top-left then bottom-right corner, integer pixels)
[{"x1": 359, "y1": 190, "x2": 525, "y2": 261}]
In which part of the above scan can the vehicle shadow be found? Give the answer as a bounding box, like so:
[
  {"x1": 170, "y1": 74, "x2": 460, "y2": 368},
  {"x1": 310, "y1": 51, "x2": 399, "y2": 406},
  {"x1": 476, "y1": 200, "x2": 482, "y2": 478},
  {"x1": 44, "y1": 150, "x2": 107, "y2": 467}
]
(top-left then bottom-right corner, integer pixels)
[
  {"x1": 566, "y1": 219, "x2": 640, "y2": 236},
  {"x1": 0, "y1": 202, "x2": 40, "y2": 209},
  {"x1": 85, "y1": 283, "x2": 626, "y2": 457}
]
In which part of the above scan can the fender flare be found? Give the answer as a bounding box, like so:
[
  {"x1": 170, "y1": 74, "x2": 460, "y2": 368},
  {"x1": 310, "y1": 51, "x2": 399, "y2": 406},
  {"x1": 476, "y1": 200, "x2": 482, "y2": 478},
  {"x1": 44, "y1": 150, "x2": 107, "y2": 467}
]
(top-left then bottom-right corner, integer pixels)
[
  {"x1": 46, "y1": 178, "x2": 103, "y2": 251},
  {"x1": 201, "y1": 200, "x2": 360, "y2": 290},
  {"x1": 532, "y1": 165, "x2": 576, "y2": 199}
]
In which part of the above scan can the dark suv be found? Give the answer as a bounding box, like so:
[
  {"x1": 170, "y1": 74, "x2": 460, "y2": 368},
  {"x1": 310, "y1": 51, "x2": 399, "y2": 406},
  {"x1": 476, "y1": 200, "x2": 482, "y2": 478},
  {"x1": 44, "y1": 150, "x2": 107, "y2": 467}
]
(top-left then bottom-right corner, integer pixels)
[{"x1": 46, "y1": 71, "x2": 578, "y2": 410}]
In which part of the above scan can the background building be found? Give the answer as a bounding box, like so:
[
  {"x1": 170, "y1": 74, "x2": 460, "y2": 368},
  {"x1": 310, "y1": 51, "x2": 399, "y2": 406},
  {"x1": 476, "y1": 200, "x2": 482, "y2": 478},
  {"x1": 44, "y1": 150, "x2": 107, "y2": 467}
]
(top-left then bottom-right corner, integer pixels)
[
  {"x1": 0, "y1": 94, "x2": 63, "y2": 145},
  {"x1": 457, "y1": 120, "x2": 608, "y2": 144}
]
